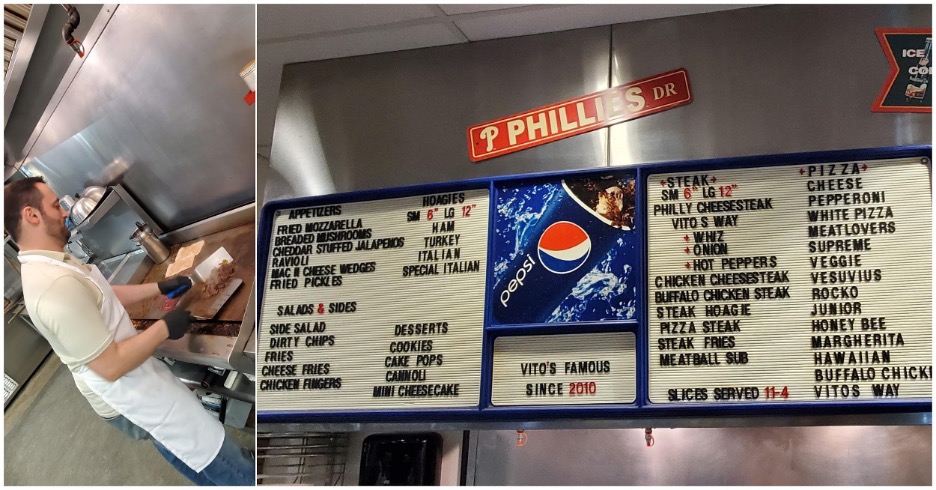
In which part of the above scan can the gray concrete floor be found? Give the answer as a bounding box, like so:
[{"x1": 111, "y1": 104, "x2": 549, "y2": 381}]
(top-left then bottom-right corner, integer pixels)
[{"x1": 5, "y1": 352, "x2": 255, "y2": 485}]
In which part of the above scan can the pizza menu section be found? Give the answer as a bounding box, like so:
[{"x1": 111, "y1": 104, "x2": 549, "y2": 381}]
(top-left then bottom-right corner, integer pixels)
[
  {"x1": 258, "y1": 189, "x2": 490, "y2": 410},
  {"x1": 256, "y1": 149, "x2": 932, "y2": 417},
  {"x1": 647, "y1": 158, "x2": 932, "y2": 404}
]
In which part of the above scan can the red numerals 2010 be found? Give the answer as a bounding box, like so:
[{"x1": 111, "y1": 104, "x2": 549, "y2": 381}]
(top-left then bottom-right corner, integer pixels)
[{"x1": 568, "y1": 381, "x2": 597, "y2": 396}]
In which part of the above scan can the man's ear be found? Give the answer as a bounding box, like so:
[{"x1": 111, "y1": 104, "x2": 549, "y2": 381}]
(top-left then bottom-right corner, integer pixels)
[{"x1": 21, "y1": 206, "x2": 41, "y2": 226}]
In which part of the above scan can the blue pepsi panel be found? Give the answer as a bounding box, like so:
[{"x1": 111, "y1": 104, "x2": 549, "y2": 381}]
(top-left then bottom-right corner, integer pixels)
[{"x1": 491, "y1": 170, "x2": 640, "y2": 325}]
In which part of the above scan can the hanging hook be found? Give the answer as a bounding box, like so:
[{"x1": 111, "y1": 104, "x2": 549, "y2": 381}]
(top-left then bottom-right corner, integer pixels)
[
  {"x1": 516, "y1": 430, "x2": 528, "y2": 447},
  {"x1": 644, "y1": 428, "x2": 654, "y2": 447}
]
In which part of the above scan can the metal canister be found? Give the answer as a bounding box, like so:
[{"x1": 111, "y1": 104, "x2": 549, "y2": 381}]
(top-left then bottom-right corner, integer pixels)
[
  {"x1": 59, "y1": 195, "x2": 77, "y2": 213},
  {"x1": 130, "y1": 222, "x2": 170, "y2": 263}
]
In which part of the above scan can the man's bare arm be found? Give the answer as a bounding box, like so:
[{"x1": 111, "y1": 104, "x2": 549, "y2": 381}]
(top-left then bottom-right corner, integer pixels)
[
  {"x1": 86, "y1": 320, "x2": 170, "y2": 381},
  {"x1": 86, "y1": 308, "x2": 191, "y2": 381}
]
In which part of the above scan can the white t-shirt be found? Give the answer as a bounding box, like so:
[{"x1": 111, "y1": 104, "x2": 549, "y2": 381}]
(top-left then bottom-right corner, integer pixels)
[{"x1": 20, "y1": 250, "x2": 118, "y2": 418}]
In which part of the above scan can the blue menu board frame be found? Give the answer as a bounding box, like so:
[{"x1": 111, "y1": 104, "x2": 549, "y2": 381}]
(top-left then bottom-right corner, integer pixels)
[{"x1": 257, "y1": 145, "x2": 931, "y2": 424}]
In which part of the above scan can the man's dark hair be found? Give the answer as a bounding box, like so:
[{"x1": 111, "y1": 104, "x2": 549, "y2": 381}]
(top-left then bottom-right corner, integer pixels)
[{"x1": 4, "y1": 176, "x2": 47, "y2": 242}]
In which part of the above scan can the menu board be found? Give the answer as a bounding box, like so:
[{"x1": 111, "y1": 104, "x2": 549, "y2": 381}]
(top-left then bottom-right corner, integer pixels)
[
  {"x1": 257, "y1": 189, "x2": 490, "y2": 410},
  {"x1": 647, "y1": 157, "x2": 932, "y2": 404},
  {"x1": 491, "y1": 333, "x2": 636, "y2": 406}
]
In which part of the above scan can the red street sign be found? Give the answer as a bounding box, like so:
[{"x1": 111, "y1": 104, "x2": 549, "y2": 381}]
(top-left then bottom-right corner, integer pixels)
[
  {"x1": 467, "y1": 68, "x2": 692, "y2": 163},
  {"x1": 872, "y1": 28, "x2": 932, "y2": 113}
]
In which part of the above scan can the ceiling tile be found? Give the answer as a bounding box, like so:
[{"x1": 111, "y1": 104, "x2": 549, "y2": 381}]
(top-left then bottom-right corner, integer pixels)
[
  {"x1": 258, "y1": 4, "x2": 438, "y2": 42},
  {"x1": 281, "y1": 23, "x2": 468, "y2": 65},
  {"x1": 437, "y1": 4, "x2": 529, "y2": 16},
  {"x1": 455, "y1": 4, "x2": 759, "y2": 41}
]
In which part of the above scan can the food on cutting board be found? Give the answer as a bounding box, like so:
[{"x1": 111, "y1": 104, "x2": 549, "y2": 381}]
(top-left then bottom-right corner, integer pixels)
[{"x1": 202, "y1": 261, "x2": 237, "y2": 297}]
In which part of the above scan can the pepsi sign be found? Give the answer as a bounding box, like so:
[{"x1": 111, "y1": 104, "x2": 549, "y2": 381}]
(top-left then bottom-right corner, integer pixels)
[
  {"x1": 491, "y1": 171, "x2": 640, "y2": 325},
  {"x1": 538, "y1": 222, "x2": 592, "y2": 274}
]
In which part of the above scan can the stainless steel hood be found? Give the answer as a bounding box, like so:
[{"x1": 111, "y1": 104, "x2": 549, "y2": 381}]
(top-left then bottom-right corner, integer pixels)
[
  {"x1": 8, "y1": 4, "x2": 255, "y2": 233},
  {"x1": 5, "y1": 4, "x2": 47, "y2": 125},
  {"x1": 4, "y1": 5, "x2": 102, "y2": 151}
]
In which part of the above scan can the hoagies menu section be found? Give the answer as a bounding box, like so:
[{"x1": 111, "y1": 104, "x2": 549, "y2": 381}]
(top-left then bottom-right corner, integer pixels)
[
  {"x1": 647, "y1": 157, "x2": 932, "y2": 404},
  {"x1": 257, "y1": 189, "x2": 490, "y2": 410}
]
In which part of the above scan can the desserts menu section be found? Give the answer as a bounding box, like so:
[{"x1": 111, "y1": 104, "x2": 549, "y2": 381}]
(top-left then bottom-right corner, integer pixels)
[
  {"x1": 258, "y1": 189, "x2": 490, "y2": 410},
  {"x1": 647, "y1": 157, "x2": 932, "y2": 404},
  {"x1": 491, "y1": 333, "x2": 637, "y2": 406}
]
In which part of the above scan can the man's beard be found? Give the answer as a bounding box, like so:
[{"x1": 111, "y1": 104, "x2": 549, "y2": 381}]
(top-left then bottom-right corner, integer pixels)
[{"x1": 43, "y1": 210, "x2": 70, "y2": 247}]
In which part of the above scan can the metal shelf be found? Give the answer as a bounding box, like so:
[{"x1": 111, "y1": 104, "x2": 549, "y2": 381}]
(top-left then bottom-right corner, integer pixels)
[{"x1": 72, "y1": 188, "x2": 121, "y2": 233}]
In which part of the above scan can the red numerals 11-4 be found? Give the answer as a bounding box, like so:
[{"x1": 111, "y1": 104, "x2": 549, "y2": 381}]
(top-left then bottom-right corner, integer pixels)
[{"x1": 764, "y1": 386, "x2": 789, "y2": 399}]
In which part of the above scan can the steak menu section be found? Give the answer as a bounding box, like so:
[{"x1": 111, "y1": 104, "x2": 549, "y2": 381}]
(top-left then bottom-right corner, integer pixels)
[
  {"x1": 258, "y1": 190, "x2": 490, "y2": 410},
  {"x1": 647, "y1": 157, "x2": 932, "y2": 404}
]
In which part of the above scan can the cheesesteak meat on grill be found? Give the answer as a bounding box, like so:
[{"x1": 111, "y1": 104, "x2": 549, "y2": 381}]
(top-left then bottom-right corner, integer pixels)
[{"x1": 202, "y1": 261, "x2": 237, "y2": 297}]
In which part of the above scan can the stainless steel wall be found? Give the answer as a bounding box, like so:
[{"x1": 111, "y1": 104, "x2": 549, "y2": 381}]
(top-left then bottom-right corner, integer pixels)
[
  {"x1": 265, "y1": 5, "x2": 931, "y2": 204},
  {"x1": 470, "y1": 426, "x2": 932, "y2": 485},
  {"x1": 609, "y1": 4, "x2": 932, "y2": 165},
  {"x1": 266, "y1": 27, "x2": 610, "y2": 202},
  {"x1": 21, "y1": 4, "x2": 256, "y2": 232}
]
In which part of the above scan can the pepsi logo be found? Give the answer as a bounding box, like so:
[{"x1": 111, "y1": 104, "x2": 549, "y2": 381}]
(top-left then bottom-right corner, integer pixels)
[{"x1": 537, "y1": 221, "x2": 591, "y2": 274}]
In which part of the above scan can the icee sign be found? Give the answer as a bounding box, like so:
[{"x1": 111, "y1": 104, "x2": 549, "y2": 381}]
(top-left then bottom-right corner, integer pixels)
[{"x1": 872, "y1": 28, "x2": 932, "y2": 112}]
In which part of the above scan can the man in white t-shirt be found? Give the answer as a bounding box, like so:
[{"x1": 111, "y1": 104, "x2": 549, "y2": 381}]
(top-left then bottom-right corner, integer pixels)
[{"x1": 5, "y1": 176, "x2": 253, "y2": 486}]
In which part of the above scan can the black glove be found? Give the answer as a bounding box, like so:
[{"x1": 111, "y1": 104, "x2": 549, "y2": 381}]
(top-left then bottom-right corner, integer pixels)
[
  {"x1": 163, "y1": 308, "x2": 193, "y2": 340},
  {"x1": 158, "y1": 276, "x2": 193, "y2": 296}
]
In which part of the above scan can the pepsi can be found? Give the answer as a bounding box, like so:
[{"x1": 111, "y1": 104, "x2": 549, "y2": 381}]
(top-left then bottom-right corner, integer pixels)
[{"x1": 491, "y1": 170, "x2": 639, "y2": 324}]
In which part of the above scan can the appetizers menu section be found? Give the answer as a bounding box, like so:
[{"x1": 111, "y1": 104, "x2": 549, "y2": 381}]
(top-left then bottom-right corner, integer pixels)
[{"x1": 258, "y1": 189, "x2": 490, "y2": 410}]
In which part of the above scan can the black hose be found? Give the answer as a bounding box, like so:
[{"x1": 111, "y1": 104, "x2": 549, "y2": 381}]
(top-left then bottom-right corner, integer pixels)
[{"x1": 61, "y1": 4, "x2": 80, "y2": 45}]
